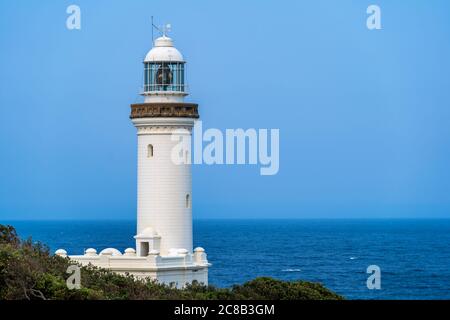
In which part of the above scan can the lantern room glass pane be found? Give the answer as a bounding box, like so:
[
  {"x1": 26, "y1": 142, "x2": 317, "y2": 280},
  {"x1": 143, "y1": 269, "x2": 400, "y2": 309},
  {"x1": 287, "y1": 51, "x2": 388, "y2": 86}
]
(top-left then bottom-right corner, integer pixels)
[{"x1": 144, "y1": 62, "x2": 185, "y2": 92}]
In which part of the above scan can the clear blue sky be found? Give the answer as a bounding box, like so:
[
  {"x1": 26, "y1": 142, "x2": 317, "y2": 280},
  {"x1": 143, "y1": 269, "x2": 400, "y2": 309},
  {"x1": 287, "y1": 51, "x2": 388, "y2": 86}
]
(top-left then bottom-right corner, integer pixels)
[{"x1": 1, "y1": 0, "x2": 450, "y2": 220}]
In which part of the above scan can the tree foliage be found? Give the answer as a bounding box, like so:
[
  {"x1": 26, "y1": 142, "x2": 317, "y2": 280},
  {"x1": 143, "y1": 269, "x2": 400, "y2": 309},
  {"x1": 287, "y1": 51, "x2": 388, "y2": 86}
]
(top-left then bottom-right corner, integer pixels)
[{"x1": 0, "y1": 224, "x2": 343, "y2": 300}]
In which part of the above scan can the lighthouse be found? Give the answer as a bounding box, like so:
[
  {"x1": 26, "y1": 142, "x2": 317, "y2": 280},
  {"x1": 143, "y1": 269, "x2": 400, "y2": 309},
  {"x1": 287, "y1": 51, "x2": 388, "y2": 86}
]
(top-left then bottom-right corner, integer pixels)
[
  {"x1": 58, "y1": 27, "x2": 209, "y2": 288},
  {"x1": 131, "y1": 32, "x2": 197, "y2": 257}
]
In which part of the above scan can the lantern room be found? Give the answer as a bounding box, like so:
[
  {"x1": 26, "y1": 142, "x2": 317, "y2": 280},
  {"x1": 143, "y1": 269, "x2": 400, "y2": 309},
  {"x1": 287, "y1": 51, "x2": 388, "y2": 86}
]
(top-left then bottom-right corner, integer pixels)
[{"x1": 143, "y1": 35, "x2": 187, "y2": 100}]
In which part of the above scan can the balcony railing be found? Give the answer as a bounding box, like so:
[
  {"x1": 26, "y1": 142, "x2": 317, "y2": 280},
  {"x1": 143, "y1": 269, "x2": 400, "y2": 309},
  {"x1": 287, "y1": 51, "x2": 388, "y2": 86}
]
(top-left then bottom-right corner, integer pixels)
[{"x1": 142, "y1": 84, "x2": 188, "y2": 94}]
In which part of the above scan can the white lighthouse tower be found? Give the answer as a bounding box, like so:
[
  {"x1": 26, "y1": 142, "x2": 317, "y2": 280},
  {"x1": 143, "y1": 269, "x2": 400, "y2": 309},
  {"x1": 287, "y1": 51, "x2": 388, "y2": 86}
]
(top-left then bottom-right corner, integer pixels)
[
  {"x1": 132, "y1": 32, "x2": 195, "y2": 258},
  {"x1": 58, "y1": 27, "x2": 209, "y2": 287}
]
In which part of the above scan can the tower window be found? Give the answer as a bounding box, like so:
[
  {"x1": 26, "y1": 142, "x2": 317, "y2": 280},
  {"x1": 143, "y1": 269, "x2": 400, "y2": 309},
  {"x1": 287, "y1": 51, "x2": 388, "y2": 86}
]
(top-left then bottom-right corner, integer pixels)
[
  {"x1": 186, "y1": 194, "x2": 190, "y2": 209},
  {"x1": 147, "y1": 144, "x2": 154, "y2": 158}
]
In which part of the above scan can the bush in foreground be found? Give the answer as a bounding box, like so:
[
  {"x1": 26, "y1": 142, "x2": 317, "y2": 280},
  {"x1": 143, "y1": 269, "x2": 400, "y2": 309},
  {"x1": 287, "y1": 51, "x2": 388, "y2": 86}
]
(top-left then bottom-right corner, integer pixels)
[{"x1": 0, "y1": 224, "x2": 343, "y2": 300}]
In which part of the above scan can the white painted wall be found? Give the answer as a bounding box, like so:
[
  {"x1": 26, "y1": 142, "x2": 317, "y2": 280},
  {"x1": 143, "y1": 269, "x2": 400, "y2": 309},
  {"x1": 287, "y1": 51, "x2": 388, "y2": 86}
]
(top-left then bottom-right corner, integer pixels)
[
  {"x1": 133, "y1": 118, "x2": 195, "y2": 256},
  {"x1": 68, "y1": 248, "x2": 209, "y2": 288}
]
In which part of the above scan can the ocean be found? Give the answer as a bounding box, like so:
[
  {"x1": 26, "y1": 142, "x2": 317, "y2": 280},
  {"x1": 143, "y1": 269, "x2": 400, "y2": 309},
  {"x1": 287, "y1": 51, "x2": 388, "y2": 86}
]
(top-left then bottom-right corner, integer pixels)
[{"x1": 5, "y1": 219, "x2": 450, "y2": 300}]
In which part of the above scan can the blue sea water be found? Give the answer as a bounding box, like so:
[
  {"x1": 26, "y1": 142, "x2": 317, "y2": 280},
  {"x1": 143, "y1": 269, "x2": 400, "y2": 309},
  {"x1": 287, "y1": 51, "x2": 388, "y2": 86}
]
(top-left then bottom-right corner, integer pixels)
[{"x1": 4, "y1": 219, "x2": 450, "y2": 300}]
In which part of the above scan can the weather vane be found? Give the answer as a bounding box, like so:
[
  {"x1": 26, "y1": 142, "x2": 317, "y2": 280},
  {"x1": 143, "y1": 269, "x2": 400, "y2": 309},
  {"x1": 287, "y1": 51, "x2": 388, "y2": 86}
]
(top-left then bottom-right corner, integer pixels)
[
  {"x1": 162, "y1": 23, "x2": 171, "y2": 36},
  {"x1": 151, "y1": 16, "x2": 171, "y2": 43}
]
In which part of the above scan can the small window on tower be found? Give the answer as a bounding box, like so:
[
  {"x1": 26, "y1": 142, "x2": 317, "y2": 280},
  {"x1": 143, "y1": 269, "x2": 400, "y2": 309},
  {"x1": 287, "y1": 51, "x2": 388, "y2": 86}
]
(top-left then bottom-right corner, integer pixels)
[
  {"x1": 186, "y1": 194, "x2": 190, "y2": 209},
  {"x1": 148, "y1": 144, "x2": 154, "y2": 158}
]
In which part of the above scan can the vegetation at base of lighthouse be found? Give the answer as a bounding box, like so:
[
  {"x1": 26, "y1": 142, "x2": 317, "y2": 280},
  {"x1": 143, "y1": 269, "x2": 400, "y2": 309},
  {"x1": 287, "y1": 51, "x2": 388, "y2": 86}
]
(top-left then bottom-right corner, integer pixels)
[{"x1": 0, "y1": 224, "x2": 343, "y2": 300}]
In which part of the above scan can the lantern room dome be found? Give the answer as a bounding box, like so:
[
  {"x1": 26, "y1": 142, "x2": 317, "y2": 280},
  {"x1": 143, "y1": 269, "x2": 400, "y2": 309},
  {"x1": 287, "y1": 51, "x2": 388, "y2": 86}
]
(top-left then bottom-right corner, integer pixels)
[{"x1": 144, "y1": 36, "x2": 184, "y2": 62}]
